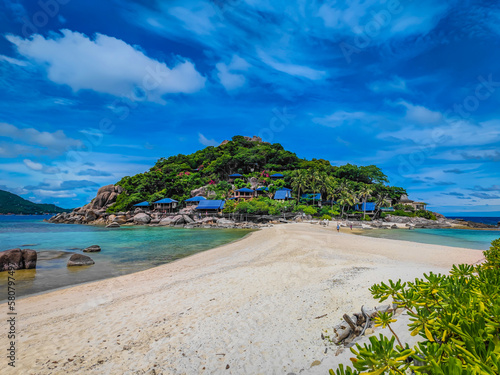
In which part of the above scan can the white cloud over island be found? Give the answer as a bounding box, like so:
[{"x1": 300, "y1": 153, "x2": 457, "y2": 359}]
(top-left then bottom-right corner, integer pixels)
[{"x1": 6, "y1": 30, "x2": 206, "y2": 103}]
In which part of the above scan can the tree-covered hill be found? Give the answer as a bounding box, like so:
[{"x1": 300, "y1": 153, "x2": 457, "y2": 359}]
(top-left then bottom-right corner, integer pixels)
[
  {"x1": 110, "y1": 135, "x2": 406, "y2": 213},
  {"x1": 0, "y1": 189, "x2": 70, "y2": 214}
]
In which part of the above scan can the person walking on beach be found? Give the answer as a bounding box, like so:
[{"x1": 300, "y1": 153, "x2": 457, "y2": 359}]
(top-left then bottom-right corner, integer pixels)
[
  {"x1": 337, "y1": 223, "x2": 340, "y2": 232},
  {"x1": 350, "y1": 224, "x2": 352, "y2": 230}
]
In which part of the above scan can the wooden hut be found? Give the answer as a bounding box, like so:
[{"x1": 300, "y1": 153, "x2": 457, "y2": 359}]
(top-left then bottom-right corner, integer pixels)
[
  {"x1": 195, "y1": 200, "x2": 225, "y2": 214},
  {"x1": 233, "y1": 188, "x2": 256, "y2": 200},
  {"x1": 153, "y1": 198, "x2": 178, "y2": 213},
  {"x1": 185, "y1": 196, "x2": 206, "y2": 206}
]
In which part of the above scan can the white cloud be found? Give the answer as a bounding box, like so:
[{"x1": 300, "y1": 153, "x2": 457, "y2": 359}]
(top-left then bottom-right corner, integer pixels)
[
  {"x1": 369, "y1": 76, "x2": 408, "y2": 93},
  {"x1": 257, "y1": 50, "x2": 327, "y2": 80},
  {"x1": 312, "y1": 110, "x2": 368, "y2": 127},
  {"x1": 23, "y1": 159, "x2": 62, "y2": 174},
  {"x1": 380, "y1": 119, "x2": 500, "y2": 148},
  {"x1": 198, "y1": 133, "x2": 218, "y2": 147},
  {"x1": 398, "y1": 101, "x2": 442, "y2": 124},
  {"x1": 6, "y1": 30, "x2": 206, "y2": 102},
  {"x1": 216, "y1": 55, "x2": 251, "y2": 91},
  {"x1": 0, "y1": 54, "x2": 28, "y2": 66},
  {"x1": 0, "y1": 122, "x2": 81, "y2": 157}
]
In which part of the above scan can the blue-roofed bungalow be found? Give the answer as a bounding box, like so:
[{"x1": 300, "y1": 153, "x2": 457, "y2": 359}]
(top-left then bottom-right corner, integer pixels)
[
  {"x1": 153, "y1": 198, "x2": 178, "y2": 212},
  {"x1": 234, "y1": 187, "x2": 256, "y2": 200},
  {"x1": 195, "y1": 199, "x2": 225, "y2": 213},
  {"x1": 301, "y1": 193, "x2": 322, "y2": 205},
  {"x1": 355, "y1": 202, "x2": 376, "y2": 212},
  {"x1": 273, "y1": 188, "x2": 293, "y2": 202},
  {"x1": 133, "y1": 201, "x2": 151, "y2": 211},
  {"x1": 228, "y1": 173, "x2": 243, "y2": 182},
  {"x1": 270, "y1": 173, "x2": 284, "y2": 180},
  {"x1": 256, "y1": 186, "x2": 268, "y2": 195},
  {"x1": 185, "y1": 196, "x2": 206, "y2": 206}
]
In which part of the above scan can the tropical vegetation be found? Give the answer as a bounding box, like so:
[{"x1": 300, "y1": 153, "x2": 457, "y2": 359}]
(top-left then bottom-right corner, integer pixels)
[
  {"x1": 330, "y1": 238, "x2": 500, "y2": 374},
  {"x1": 108, "y1": 136, "x2": 406, "y2": 214}
]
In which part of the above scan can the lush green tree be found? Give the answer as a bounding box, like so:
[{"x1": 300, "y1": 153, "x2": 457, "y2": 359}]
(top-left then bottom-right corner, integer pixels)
[
  {"x1": 291, "y1": 169, "x2": 309, "y2": 201},
  {"x1": 374, "y1": 193, "x2": 391, "y2": 217},
  {"x1": 358, "y1": 184, "x2": 374, "y2": 220}
]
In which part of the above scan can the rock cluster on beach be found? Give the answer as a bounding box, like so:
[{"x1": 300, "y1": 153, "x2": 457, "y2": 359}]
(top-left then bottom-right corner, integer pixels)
[
  {"x1": 48, "y1": 185, "x2": 498, "y2": 231},
  {"x1": 0, "y1": 248, "x2": 37, "y2": 271}
]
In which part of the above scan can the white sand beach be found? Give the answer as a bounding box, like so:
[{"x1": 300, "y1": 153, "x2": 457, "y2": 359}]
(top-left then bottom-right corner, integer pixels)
[{"x1": 1, "y1": 223, "x2": 484, "y2": 374}]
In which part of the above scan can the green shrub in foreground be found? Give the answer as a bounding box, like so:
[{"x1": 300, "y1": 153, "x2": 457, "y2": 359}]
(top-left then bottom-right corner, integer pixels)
[{"x1": 330, "y1": 238, "x2": 500, "y2": 375}]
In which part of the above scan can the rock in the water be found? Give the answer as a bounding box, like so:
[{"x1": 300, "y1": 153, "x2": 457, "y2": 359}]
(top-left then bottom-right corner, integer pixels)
[
  {"x1": 67, "y1": 254, "x2": 95, "y2": 267},
  {"x1": 0, "y1": 248, "x2": 37, "y2": 271},
  {"x1": 106, "y1": 222, "x2": 120, "y2": 228},
  {"x1": 133, "y1": 213, "x2": 151, "y2": 225},
  {"x1": 83, "y1": 245, "x2": 101, "y2": 252}
]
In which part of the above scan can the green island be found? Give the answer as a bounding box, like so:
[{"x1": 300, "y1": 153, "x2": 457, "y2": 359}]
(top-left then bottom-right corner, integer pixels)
[
  {"x1": 0, "y1": 189, "x2": 70, "y2": 215},
  {"x1": 108, "y1": 135, "x2": 411, "y2": 219}
]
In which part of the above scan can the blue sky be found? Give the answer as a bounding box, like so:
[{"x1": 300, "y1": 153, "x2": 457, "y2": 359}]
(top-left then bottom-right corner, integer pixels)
[{"x1": 0, "y1": 0, "x2": 499, "y2": 215}]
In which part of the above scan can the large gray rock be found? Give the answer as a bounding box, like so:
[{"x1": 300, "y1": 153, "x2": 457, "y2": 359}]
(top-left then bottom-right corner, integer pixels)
[
  {"x1": 83, "y1": 245, "x2": 101, "y2": 252},
  {"x1": 67, "y1": 254, "x2": 95, "y2": 267},
  {"x1": 112, "y1": 215, "x2": 127, "y2": 224},
  {"x1": 133, "y1": 213, "x2": 151, "y2": 224},
  {"x1": 159, "y1": 217, "x2": 174, "y2": 226},
  {"x1": 182, "y1": 215, "x2": 194, "y2": 224},
  {"x1": 106, "y1": 222, "x2": 120, "y2": 228},
  {"x1": 0, "y1": 248, "x2": 37, "y2": 271}
]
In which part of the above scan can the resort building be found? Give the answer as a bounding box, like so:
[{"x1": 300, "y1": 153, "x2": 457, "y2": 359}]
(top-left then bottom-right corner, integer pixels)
[
  {"x1": 256, "y1": 186, "x2": 268, "y2": 195},
  {"x1": 301, "y1": 193, "x2": 322, "y2": 205},
  {"x1": 273, "y1": 188, "x2": 293, "y2": 202},
  {"x1": 233, "y1": 188, "x2": 257, "y2": 200},
  {"x1": 228, "y1": 173, "x2": 243, "y2": 182},
  {"x1": 195, "y1": 200, "x2": 225, "y2": 213},
  {"x1": 355, "y1": 202, "x2": 376, "y2": 212},
  {"x1": 133, "y1": 201, "x2": 151, "y2": 211},
  {"x1": 153, "y1": 198, "x2": 178, "y2": 212},
  {"x1": 185, "y1": 196, "x2": 206, "y2": 206},
  {"x1": 398, "y1": 194, "x2": 428, "y2": 211}
]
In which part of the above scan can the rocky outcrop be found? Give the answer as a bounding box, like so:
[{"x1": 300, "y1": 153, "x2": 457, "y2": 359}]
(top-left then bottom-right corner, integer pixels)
[
  {"x1": 0, "y1": 249, "x2": 37, "y2": 271},
  {"x1": 67, "y1": 254, "x2": 95, "y2": 267},
  {"x1": 248, "y1": 177, "x2": 259, "y2": 189},
  {"x1": 85, "y1": 184, "x2": 123, "y2": 210},
  {"x1": 49, "y1": 184, "x2": 124, "y2": 225},
  {"x1": 83, "y1": 245, "x2": 101, "y2": 253},
  {"x1": 219, "y1": 135, "x2": 266, "y2": 146},
  {"x1": 133, "y1": 213, "x2": 151, "y2": 225},
  {"x1": 106, "y1": 222, "x2": 120, "y2": 228}
]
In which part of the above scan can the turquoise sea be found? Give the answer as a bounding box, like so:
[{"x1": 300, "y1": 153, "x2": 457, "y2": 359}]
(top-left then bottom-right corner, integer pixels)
[
  {"x1": 0, "y1": 215, "x2": 252, "y2": 299},
  {"x1": 358, "y1": 227, "x2": 500, "y2": 251},
  {"x1": 1, "y1": 216, "x2": 499, "y2": 300}
]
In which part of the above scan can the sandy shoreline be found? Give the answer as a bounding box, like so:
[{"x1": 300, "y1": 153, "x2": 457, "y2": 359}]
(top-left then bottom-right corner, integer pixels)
[{"x1": 1, "y1": 223, "x2": 485, "y2": 374}]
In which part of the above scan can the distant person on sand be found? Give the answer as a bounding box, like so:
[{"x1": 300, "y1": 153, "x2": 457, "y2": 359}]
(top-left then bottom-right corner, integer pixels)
[
  {"x1": 337, "y1": 223, "x2": 340, "y2": 232},
  {"x1": 350, "y1": 224, "x2": 352, "y2": 230}
]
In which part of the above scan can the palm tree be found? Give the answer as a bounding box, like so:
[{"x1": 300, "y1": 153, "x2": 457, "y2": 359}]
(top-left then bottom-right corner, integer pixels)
[
  {"x1": 337, "y1": 192, "x2": 356, "y2": 218},
  {"x1": 374, "y1": 194, "x2": 390, "y2": 218},
  {"x1": 308, "y1": 170, "x2": 324, "y2": 206},
  {"x1": 358, "y1": 184, "x2": 374, "y2": 220},
  {"x1": 291, "y1": 169, "x2": 308, "y2": 202},
  {"x1": 325, "y1": 177, "x2": 338, "y2": 209}
]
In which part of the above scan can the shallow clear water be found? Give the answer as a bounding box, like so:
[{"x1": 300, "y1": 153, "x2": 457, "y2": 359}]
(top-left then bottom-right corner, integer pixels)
[
  {"x1": 0, "y1": 215, "x2": 252, "y2": 299},
  {"x1": 358, "y1": 227, "x2": 500, "y2": 251}
]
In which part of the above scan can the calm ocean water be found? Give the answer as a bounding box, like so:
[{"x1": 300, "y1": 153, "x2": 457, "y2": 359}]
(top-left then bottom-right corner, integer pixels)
[
  {"x1": 0, "y1": 215, "x2": 252, "y2": 299},
  {"x1": 359, "y1": 227, "x2": 499, "y2": 251}
]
